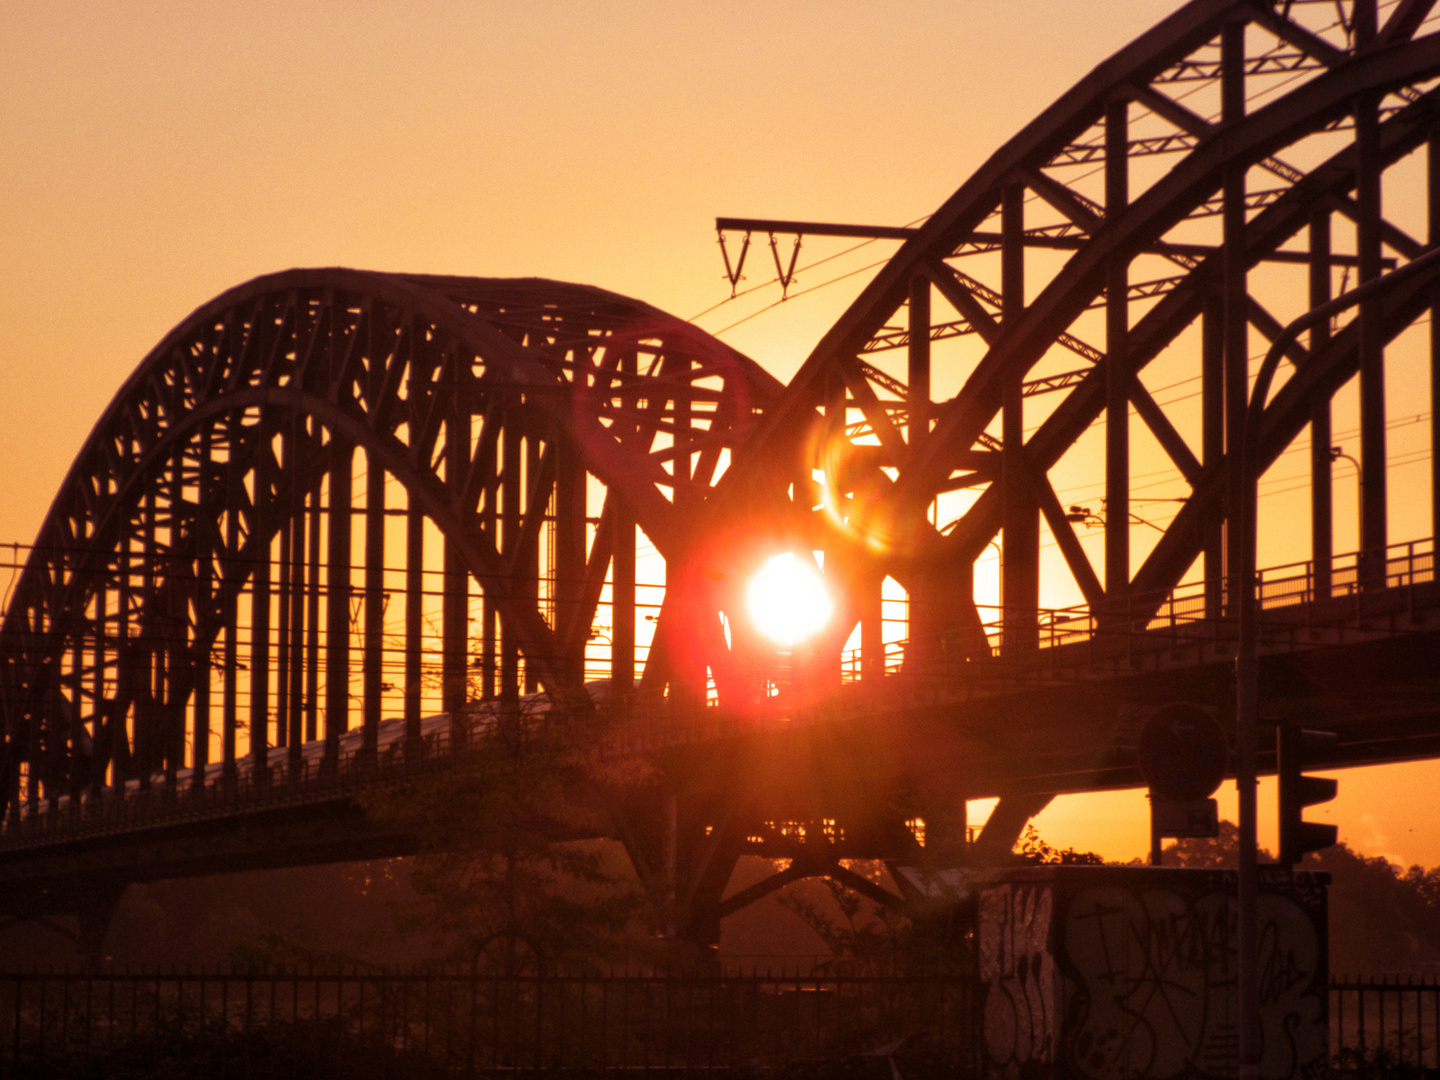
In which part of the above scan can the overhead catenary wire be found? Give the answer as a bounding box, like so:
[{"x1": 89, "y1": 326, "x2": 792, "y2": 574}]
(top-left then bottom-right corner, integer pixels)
[
  {"x1": 688, "y1": 216, "x2": 930, "y2": 323},
  {"x1": 11, "y1": 4, "x2": 1440, "y2": 748},
  {"x1": 689, "y1": 0, "x2": 1396, "y2": 366}
]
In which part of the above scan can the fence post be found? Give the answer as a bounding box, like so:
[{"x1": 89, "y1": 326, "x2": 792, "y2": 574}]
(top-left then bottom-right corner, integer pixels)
[{"x1": 0, "y1": 964, "x2": 1010, "y2": 1071}]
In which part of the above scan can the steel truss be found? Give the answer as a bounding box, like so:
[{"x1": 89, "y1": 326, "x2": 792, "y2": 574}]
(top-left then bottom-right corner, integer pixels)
[
  {"x1": 0, "y1": 270, "x2": 778, "y2": 820},
  {"x1": 696, "y1": 0, "x2": 1440, "y2": 686},
  {"x1": 8, "y1": 0, "x2": 1440, "y2": 947}
]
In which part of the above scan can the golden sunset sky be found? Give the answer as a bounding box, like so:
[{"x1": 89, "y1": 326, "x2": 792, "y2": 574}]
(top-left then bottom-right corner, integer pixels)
[{"x1": 1, "y1": 0, "x2": 1432, "y2": 867}]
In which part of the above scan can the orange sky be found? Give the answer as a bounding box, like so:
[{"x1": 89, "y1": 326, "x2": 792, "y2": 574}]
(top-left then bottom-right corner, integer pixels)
[{"x1": 2, "y1": 0, "x2": 1436, "y2": 869}]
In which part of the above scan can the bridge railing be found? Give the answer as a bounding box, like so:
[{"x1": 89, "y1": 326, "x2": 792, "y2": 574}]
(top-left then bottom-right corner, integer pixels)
[
  {"x1": 7, "y1": 539, "x2": 1437, "y2": 845},
  {"x1": 720, "y1": 539, "x2": 1440, "y2": 700},
  {"x1": 1255, "y1": 538, "x2": 1435, "y2": 608},
  {"x1": 0, "y1": 695, "x2": 566, "y2": 849},
  {"x1": 972, "y1": 536, "x2": 1438, "y2": 661}
]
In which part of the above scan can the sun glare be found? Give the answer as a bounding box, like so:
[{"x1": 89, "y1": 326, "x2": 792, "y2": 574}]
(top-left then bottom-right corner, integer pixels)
[{"x1": 746, "y1": 552, "x2": 832, "y2": 647}]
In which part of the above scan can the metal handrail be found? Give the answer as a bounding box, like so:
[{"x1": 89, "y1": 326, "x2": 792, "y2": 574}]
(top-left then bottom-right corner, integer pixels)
[{"x1": 6, "y1": 538, "x2": 1437, "y2": 849}]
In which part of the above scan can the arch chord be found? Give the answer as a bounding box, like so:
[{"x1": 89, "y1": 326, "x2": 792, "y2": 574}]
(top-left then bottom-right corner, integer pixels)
[
  {"x1": 11, "y1": 0, "x2": 1440, "y2": 948},
  {"x1": 637, "y1": 0, "x2": 1440, "y2": 877},
  {"x1": 669, "y1": 0, "x2": 1440, "y2": 705},
  {"x1": 0, "y1": 270, "x2": 778, "y2": 824}
]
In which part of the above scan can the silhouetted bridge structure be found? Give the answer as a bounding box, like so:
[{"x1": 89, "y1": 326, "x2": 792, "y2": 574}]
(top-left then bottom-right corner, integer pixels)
[{"x1": 9, "y1": 0, "x2": 1440, "y2": 950}]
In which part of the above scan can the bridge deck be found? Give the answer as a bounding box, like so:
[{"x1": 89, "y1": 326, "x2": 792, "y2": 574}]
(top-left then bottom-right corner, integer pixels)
[{"x1": 5, "y1": 546, "x2": 1440, "y2": 895}]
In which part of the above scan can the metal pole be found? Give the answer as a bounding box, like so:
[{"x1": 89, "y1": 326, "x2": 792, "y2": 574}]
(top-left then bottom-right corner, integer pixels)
[
  {"x1": 250, "y1": 431, "x2": 271, "y2": 786},
  {"x1": 404, "y1": 500, "x2": 424, "y2": 758},
  {"x1": 1001, "y1": 183, "x2": 1037, "y2": 652},
  {"x1": 1219, "y1": 20, "x2": 1254, "y2": 1072},
  {"x1": 1238, "y1": 243, "x2": 1440, "y2": 1080},
  {"x1": 326, "y1": 437, "x2": 354, "y2": 767},
  {"x1": 1310, "y1": 211, "x2": 1333, "y2": 600},
  {"x1": 363, "y1": 457, "x2": 385, "y2": 767}
]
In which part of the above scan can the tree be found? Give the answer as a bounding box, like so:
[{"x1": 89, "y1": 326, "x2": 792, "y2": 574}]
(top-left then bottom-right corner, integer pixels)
[
  {"x1": 1162, "y1": 820, "x2": 1440, "y2": 974},
  {"x1": 1159, "y1": 819, "x2": 1267, "y2": 868},
  {"x1": 1015, "y1": 824, "x2": 1105, "y2": 865},
  {"x1": 774, "y1": 861, "x2": 913, "y2": 975},
  {"x1": 367, "y1": 702, "x2": 646, "y2": 974},
  {"x1": 1310, "y1": 843, "x2": 1440, "y2": 974},
  {"x1": 772, "y1": 830, "x2": 1107, "y2": 975}
]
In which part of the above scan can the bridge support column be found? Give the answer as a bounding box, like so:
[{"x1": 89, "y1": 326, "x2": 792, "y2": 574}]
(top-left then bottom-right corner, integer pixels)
[
  {"x1": 304, "y1": 481, "x2": 322, "y2": 746},
  {"x1": 612, "y1": 348, "x2": 638, "y2": 702},
  {"x1": 1310, "y1": 211, "x2": 1334, "y2": 600},
  {"x1": 1105, "y1": 99, "x2": 1130, "y2": 618},
  {"x1": 76, "y1": 880, "x2": 127, "y2": 972},
  {"x1": 555, "y1": 425, "x2": 588, "y2": 686},
  {"x1": 1357, "y1": 82, "x2": 1387, "y2": 586},
  {"x1": 93, "y1": 580, "x2": 110, "y2": 801},
  {"x1": 523, "y1": 433, "x2": 543, "y2": 695},
  {"x1": 1001, "y1": 181, "x2": 1038, "y2": 653},
  {"x1": 194, "y1": 427, "x2": 215, "y2": 790},
  {"x1": 859, "y1": 573, "x2": 884, "y2": 680},
  {"x1": 481, "y1": 491, "x2": 497, "y2": 702},
  {"x1": 676, "y1": 829, "x2": 742, "y2": 951},
  {"x1": 908, "y1": 269, "x2": 931, "y2": 438},
  {"x1": 969, "y1": 793, "x2": 1053, "y2": 866},
  {"x1": 445, "y1": 402, "x2": 473, "y2": 730},
  {"x1": 612, "y1": 791, "x2": 741, "y2": 954},
  {"x1": 1222, "y1": 23, "x2": 1249, "y2": 615},
  {"x1": 69, "y1": 627, "x2": 87, "y2": 807},
  {"x1": 326, "y1": 437, "x2": 353, "y2": 767},
  {"x1": 283, "y1": 454, "x2": 306, "y2": 777},
  {"x1": 1220, "y1": 21, "x2": 1262, "y2": 1080},
  {"x1": 222, "y1": 419, "x2": 242, "y2": 784},
  {"x1": 362, "y1": 455, "x2": 385, "y2": 768},
  {"x1": 1202, "y1": 296, "x2": 1225, "y2": 618},
  {"x1": 405, "y1": 500, "x2": 424, "y2": 758},
  {"x1": 612, "y1": 504, "x2": 636, "y2": 699},
  {"x1": 920, "y1": 795, "x2": 968, "y2": 869},
  {"x1": 1432, "y1": 129, "x2": 1440, "y2": 546},
  {"x1": 275, "y1": 435, "x2": 294, "y2": 760},
  {"x1": 250, "y1": 418, "x2": 272, "y2": 787}
]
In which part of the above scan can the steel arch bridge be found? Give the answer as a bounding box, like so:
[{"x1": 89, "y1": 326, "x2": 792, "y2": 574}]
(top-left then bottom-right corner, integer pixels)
[{"x1": 9, "y1": 0, "x2": 1440, "y2": 949}]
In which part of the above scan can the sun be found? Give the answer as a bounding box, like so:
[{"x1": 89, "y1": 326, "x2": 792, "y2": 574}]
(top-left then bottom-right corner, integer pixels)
[{"x1": 746, "y1": 552, "x2": 833, "y2": 647}]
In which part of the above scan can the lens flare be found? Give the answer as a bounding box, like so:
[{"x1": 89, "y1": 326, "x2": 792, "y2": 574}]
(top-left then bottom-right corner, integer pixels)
[{"x1": 746, "y1": 552, "x2": 832, "y2": 647}]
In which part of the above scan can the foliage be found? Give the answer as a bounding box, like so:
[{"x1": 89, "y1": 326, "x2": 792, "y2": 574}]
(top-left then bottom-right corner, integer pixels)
[
  {"x1": 1014, "y1": 823, "x2": 1105, "y2": 865},
  {"x1": 365, "y1": 703, "x2": 645, "y2": 974},
  {"x1": 773, "y1": 826, "x2": 1106, "y2": 974},
  {"x1": 1331, "y1": 1041, "x2": 1430, "y2": 1080},
  {"x1": 1161, "y1": 820, "x2": 1440, "y2": 973},
  {"x1": 1312, "y1": 842, "x2": 1440, "y2": 973},
  {"x1": 1159, "y1": 819, "x2": 1269, "y2": 868},
  {"x1": 775, "y1": 862, "x2": 912, "y2": 974}
]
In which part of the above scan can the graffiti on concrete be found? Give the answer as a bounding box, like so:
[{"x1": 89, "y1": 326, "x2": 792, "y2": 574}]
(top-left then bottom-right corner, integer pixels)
[
  {"x1": 977, "y1": 870, "x2": 1327, "y2": 1080},
  {"x1": 1064, "y1": 888, "x2": 1234, "y2": 1077},
  {"x1": 979, "y1": 883, "x2": 1056, "y2": 1074},
  {"x1": 1064, "y1": 888, "x2": 1322, "y2": 1080}
]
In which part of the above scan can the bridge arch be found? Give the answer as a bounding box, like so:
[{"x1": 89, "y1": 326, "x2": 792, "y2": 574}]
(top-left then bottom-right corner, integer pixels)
[
  {"x1": 691, "y1": 0, "x2": 1440, "y2": 686},
  {"x1": 0, "y1": 268, "x2": 779, "y2": 817},
  {"x1": 10, "y1": 0, "x2": 1440, "y2": 955}
]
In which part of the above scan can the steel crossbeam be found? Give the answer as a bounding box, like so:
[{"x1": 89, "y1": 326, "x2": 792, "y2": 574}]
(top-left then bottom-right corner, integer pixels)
[{"x1": 7, "y1": 0, "x2": 1440, "y2": 955}]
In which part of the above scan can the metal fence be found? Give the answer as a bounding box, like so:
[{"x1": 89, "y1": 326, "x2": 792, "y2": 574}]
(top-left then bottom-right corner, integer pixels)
[
  {"x1": 0, "y1": 968, "x2": 975, "y2": 1077},
  {"x1": 1332, "y1": 975, "x2": 1440, "y2": 1071},
  {"x1": 8, "y1": 968, "x2": 1439, "y2": 1076}
]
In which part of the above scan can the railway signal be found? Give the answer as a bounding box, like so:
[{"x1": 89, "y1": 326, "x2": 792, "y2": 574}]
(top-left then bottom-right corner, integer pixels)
[{"x1": 1277, "y1": 727, "x2": 1339, "y2": 865}]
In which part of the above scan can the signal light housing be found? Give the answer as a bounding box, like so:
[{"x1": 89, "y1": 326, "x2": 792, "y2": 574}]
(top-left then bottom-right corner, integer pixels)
[{"x1": 1277, "y1": 726, "x2": 1339, "y2": 865}]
